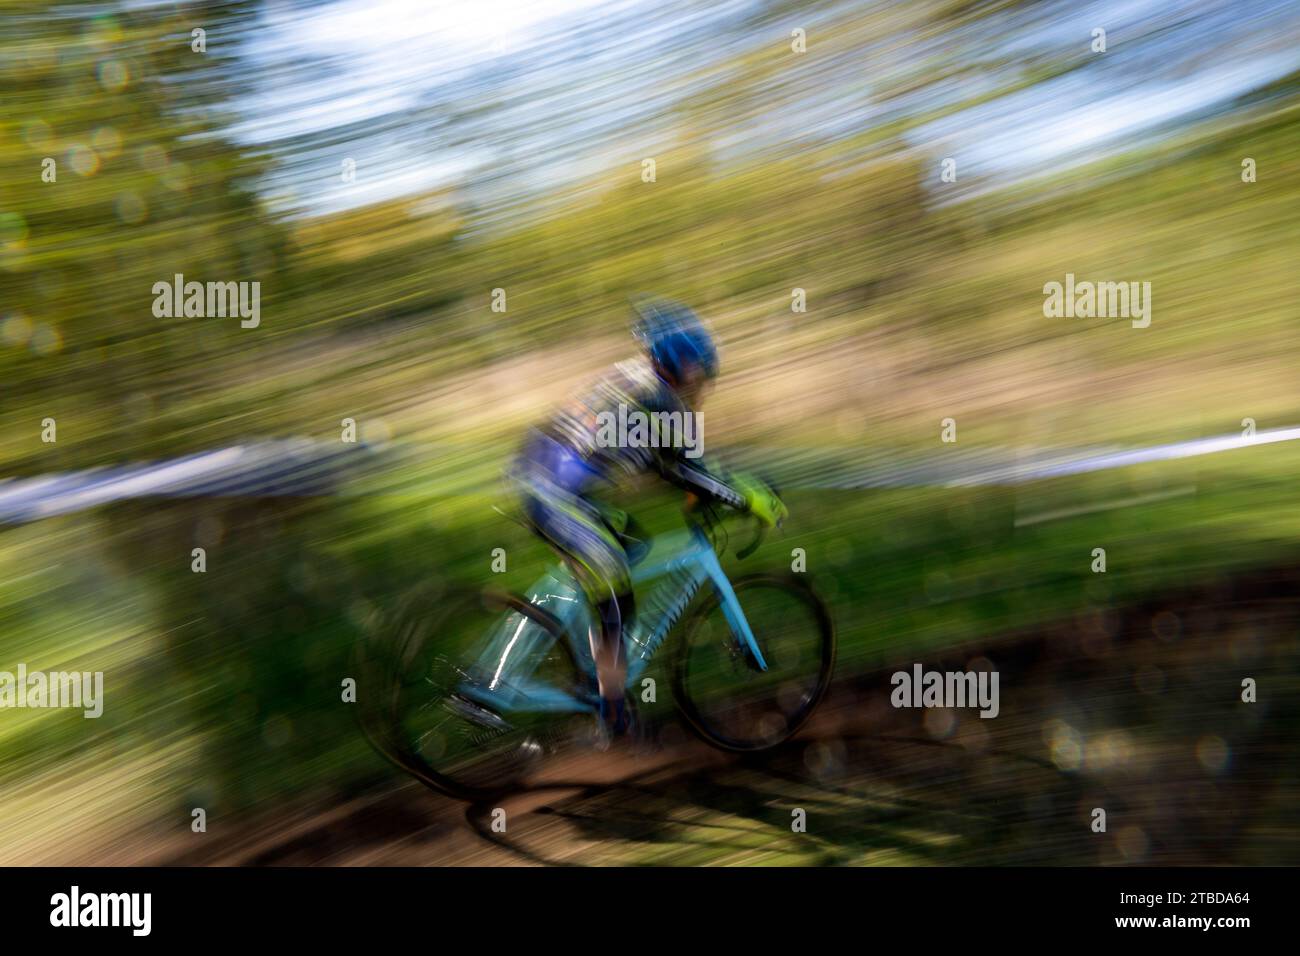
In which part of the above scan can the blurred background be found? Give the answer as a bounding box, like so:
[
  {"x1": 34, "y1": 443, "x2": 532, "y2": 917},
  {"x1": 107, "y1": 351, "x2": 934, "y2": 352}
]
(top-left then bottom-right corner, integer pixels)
[{"x1": 1, "y1": 0, "x2": 1298, "y2": 865}]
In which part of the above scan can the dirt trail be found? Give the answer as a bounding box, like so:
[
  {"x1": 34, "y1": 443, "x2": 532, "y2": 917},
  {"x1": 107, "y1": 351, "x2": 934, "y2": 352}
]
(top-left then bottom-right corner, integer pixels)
[{"x1": 146, "y1": 570, "x2": 1299, "y2": 866}]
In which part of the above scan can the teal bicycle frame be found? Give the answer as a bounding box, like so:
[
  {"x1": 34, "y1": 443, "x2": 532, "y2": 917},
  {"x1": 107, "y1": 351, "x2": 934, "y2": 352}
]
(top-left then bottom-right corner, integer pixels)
[{"x1": 456, "y1": 523, "x2": 768, "y2": 717}]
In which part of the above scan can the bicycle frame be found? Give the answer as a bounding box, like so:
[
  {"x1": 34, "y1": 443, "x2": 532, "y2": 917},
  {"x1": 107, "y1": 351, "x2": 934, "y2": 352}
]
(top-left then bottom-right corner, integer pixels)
[{"x1": 456, "y1": 523, "x2": 768, "y2": 717}]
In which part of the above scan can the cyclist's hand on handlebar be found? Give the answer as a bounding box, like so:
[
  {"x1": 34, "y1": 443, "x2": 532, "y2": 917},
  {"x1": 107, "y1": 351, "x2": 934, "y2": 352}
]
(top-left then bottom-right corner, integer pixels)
[
  {"x1": 751, "y1": 491, "x2": 788, "y2": 529},
  {"x1": 734, "y1": 473, "x2": 787, "y2": 529}
]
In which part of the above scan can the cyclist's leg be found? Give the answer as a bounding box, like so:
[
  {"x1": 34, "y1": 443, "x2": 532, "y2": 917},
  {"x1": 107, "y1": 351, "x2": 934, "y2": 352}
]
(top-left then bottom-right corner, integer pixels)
[
  {"x1": 591, "y1": 501, "x2": 652, "y2": 567},
  {"x1": 521, "y1": 491, "x2": 634, "y2": 727}
]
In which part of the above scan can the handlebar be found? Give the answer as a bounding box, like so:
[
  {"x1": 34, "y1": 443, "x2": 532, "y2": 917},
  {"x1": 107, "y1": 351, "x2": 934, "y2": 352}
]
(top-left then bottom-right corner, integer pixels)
[{"x1": 684, "y1": 487, "x2": 782, "y2": 561}]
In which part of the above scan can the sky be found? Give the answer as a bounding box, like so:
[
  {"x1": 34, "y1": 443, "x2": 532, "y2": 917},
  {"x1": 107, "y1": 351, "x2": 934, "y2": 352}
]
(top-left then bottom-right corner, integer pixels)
[{"x1": 228, "y1": 0, "x2": 1300, "y2": 218}]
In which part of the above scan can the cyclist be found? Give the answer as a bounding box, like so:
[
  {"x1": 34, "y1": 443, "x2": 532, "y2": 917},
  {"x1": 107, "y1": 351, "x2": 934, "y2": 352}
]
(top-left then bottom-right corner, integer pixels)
[{"x1": 510, "y1": 298, "x2": 786, "y2": 738}]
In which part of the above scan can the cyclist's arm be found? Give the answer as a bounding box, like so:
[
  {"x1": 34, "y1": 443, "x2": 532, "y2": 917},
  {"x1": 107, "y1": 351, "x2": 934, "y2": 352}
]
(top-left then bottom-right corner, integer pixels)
[
  {"x1": 655, "y1": 455, "x2": 747, "y2": 510},
  {"x1": 657, "y1": 451, "x2": 787, "y2": 529},
  {"x1": 635, "y1": 377, "x2": 751, "y2": 511}
]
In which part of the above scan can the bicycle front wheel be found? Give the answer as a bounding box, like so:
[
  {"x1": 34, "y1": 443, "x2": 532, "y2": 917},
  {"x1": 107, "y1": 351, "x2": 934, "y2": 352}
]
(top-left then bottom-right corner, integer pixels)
[{"x1": 672, "y1": 573, "x2": 835, "y2": 752}]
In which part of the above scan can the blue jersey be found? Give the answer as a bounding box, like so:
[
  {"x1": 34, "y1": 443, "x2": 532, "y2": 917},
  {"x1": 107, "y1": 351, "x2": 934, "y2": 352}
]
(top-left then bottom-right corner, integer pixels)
[{"x1": 517, "y1": 357, "x2": 745, "y2": 509}]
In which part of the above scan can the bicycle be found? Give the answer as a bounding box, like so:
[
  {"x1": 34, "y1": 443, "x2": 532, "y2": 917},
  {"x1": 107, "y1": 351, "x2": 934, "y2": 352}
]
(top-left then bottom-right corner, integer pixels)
[{"x1": 353, "y1": 495, "x2": 836, "y2": 801}]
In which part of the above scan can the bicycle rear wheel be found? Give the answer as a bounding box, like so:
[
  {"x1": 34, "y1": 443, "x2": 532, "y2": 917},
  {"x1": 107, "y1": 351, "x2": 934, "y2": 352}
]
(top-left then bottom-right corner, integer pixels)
[
  {"x1": 353, "y1": 584, "x2": 587, "y2": 801},
  {"x1": 672, "y1": 573, "x2": 835, "y2": 751}
]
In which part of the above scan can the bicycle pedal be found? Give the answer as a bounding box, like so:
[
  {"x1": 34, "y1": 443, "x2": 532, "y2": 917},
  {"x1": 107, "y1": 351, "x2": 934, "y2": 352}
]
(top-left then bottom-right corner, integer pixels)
[{"x1": 516, "y1": 736, "x2": 546, "y2": 760}]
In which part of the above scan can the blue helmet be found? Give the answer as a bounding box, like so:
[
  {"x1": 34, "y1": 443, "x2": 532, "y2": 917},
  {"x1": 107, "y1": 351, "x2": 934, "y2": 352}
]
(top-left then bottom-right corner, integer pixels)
[{"x1": 631, "y1": 297, "x2": 719, "y2": 383}]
